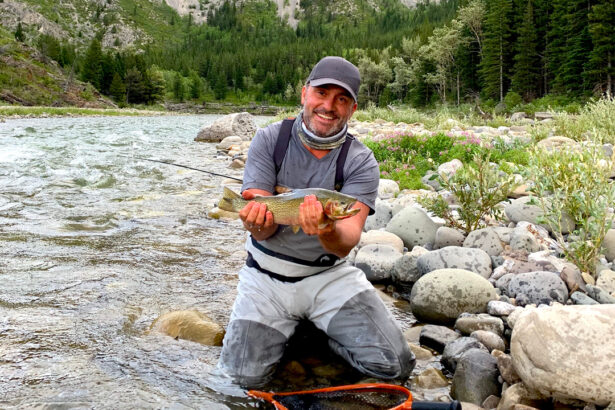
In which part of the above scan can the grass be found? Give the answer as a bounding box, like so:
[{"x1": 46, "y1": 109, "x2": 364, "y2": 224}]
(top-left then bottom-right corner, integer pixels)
[{"x1": 0, "y1": 105, "x2": 168, "y2": 117}]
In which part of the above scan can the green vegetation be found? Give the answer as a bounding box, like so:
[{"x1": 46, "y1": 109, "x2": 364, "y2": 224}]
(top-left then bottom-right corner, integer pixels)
[
  {"x1": 418, "y1": 153, "x2": 519, "y2": 233},
  {"x1": 364, "y1": 129, "x2": 530, "y2": 190},
  {"x1": 0, "y1": 105, "x2": 165, "y2": 117},
  {"x1": 526, "y1": 144, "x2": 615, "y2": 276}
]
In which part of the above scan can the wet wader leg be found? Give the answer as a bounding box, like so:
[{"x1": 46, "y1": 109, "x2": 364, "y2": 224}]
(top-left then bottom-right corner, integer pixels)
[
  {"x1": 217, "y1": 266, "x2": 299, "y2": 388},
  {"x1": 219, "y1": 319, "x2": 289, "y2": 388},
  {"x1": 325, "y1": 289, "x2": 415, "y2": 380}
]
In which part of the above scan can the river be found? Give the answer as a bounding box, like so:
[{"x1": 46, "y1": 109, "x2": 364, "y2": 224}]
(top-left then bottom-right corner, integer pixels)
[{"x1": 0, "y1": 115, "x2": 443, "y2": 408}]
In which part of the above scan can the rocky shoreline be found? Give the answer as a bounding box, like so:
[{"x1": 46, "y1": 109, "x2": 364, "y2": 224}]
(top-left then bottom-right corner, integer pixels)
[{"x1": 202, "y1": 112, "x2": 615, "y2": 409}]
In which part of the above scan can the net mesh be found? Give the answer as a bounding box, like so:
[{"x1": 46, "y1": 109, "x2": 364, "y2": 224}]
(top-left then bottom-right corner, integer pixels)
[{"x1": 272, "y1": 387, "x2": 409, "y2": 410}]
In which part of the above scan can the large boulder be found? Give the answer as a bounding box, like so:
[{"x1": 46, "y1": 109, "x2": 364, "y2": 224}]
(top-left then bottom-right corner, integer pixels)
[
  {"x1": 417, "y1": 246, "x2": 492, "y2": 278},
  {"x1": 385, "y1": 206, "x2": 438, "y2": 250},
  {"x1": 354, "y1": 244, "x2": 402, "y2": 281},
  {"x1": 510, "y1": 304, "x2": 615, "y2": 406},
  {"x1": 410, "y1": 268, "x2": 497, "y2": 324},
  {"x1": 195, "y1": 112, "x2": 257, "y2": 142}
]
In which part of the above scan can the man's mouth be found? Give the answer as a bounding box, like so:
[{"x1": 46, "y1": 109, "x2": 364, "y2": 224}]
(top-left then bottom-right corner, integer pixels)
[{"x1": 315, "y1": 112, "x2": 336, "y2": 121}]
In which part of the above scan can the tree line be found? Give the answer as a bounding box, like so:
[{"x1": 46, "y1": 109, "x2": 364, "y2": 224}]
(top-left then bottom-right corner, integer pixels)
[{"x1": 29, "y1": 0, "x2": 614, "y2": 107}]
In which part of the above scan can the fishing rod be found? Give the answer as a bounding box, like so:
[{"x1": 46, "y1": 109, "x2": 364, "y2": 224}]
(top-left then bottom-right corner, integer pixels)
[{"x1": 121, "y1": 155, "x2": 244, "y2": 182}]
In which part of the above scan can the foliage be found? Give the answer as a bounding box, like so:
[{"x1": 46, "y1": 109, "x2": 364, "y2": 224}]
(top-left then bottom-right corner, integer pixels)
[
  {"x1": 364, "y1": 129, "x2": 529, "y2": 190},
  {"x1": 526, "y1": 145, "x2": 615, "y2": 276},
  {"x1": 418, "y1": 153, "x2": 520, "y2": 233},
  {"x1": 552, "y1": 96, "x2": 615, "y2": 144}
]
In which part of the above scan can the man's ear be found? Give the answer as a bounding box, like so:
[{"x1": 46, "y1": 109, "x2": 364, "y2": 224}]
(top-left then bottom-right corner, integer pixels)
[{"x1": 300, "y1": 85, "x2": 307, "y2": 105}]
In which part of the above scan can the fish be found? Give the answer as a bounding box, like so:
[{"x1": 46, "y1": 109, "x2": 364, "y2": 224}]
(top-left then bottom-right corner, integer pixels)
[{"x1": 218, "y1": 186, "x2": 361, "y2": 233}]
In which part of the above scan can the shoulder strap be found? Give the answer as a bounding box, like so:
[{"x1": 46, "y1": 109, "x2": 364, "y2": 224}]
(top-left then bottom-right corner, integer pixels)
[
  {"x1": 274, "y1": 118, "x2": 295, "y2": 175},
  {"x1": 334, "y1": 134, "x2": 354, "y2": 191}
]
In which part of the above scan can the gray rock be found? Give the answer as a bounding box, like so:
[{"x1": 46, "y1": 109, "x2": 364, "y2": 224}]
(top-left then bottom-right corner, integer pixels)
[
  {"x1": 454, "y1": 313, "x2": 504, "y2": 336},
  {"x1": 560, "y1": 264, "x2": 587, "y2": 293},
  {"x1": 603, "y1": 229, "x2": 615, "y2": 262},
  {"x1": 422, "y1": 170, "x2": 441, "y2": 191},
  {"x1": 463, "y1": 228, "x2": 504, "y2": 256},
  {"x1": 364, "y1": 198, "x2": 394, "y2": 231},
  {"x1": 511, "y1": 304, "x2": 615, "y2": 405},
  {"x1": 509, "y1": 230, "x2": 540, "y2": 253},
  {"x1": 586, "y1": 284, "x2": 615, "y2": 304},
  {"x1": 437, "y1": 159, "x2": 463, "y2": 177},
  {"x1": 410, "y1": 268, "x2": 497, "y2": 324},
  {"x1": 506, "y1": 271, "x2": 569, "y2": 306},
  {"x1": 497, "y1": 382, "x2": 549, "y2": 410},
  {"x1": 451, "y1": 348, "x2": 500, "y2": 406},
  {"x1": 434, "y1": 226, "x2": 466, "y2": 249},
  {"x1": 470, "y1": 330, "x2": 505, "y2": 352},
  {"x1": 216, "y1": 135, "x2": 243, "y2": 150},
  {"x1": 378, "y1": 178, "x2": 400, "y2": 200},
  {"x1": 491, "y1": 350, "x2": 521, "y2": 385},
  {"x1": 487, "y1": 300, "x2": 517, "y2": 316},
  {"x1": 195, "y1": 112, "x2": 257, "y2": 142},
  {"x1": 354, "y1": 244, "x2": 402, "y2": 281},
  {"x1": 570, "y1": 291, "x2": 599, "y2": 305},
  {"x1": 441, "y1": 337, "x2": 487, "y2": 372},
  {"x1": 385, "y1": 206, "x2": 438, "y2": 250},
  {"x1": 510, "y1": 112, "x2": 527, "y2": 121},
  {"x1": 419, "y1": 324, "x2": 461, "y2": 353},
  {"x1": 391, "y1": 194, "x2": 418, "y2": 215},
  {"x1": 359, "y1": 230, "x2": 404, "y2": 253},
  {"x1": 392, "y1": 246, "x2": 429, "y2": 284},
  {"x1": 505, "y1": 196, "x2": 575, "y2": 234},
  {"x1": 417, "y1": 246, "x2": 492, "y2": 278},
  {"x1": 597, "y1": 269, "x2": 615, "y2": 294}
]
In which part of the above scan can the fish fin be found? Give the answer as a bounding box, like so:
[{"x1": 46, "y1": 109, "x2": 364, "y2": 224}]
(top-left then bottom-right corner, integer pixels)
[
  {"x1": 291, "y1": 225, "x2": 301, "y2": 234},
  {"x1": 218, "y1": 186, "x2": 241, "y2": 212},
  {"x1": 318, "y1": 220, "x2": 334, "y2": 229},
  {"x1": 274, "y1": 185, "x2": 293, "y2": 194}
]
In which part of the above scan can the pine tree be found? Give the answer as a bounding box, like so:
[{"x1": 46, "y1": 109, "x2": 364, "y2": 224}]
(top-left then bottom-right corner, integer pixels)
[
  {"x1": 14, "y1": 22, "x2": 25, "y2": 42},
  {"x1": 109, "y1": 72, "x2": 126, "y2": 102},
  {"x1": 81, "y1": 38, "x2": 103, "y2": 90},
  {"x1": 587, "y1": 0, "x2": 615, "y2": 96},
  {"x1": 511, "y1": 0, "x2": 541, "y2": 100},
  {"x1": 560, "y1": 0, "x2": 593, "y2": 93},
  {"x1": 480, "y1": 0, "x2": 513, "y2": 101},
  {"x1": 546, "y1": 0, "x2": 568, "y2": 93}
]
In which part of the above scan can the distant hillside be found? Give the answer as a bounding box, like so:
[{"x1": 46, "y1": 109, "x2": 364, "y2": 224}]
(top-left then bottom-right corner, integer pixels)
[{"x1": 0, "y1": 26, "x2": 114, "y2": 107}]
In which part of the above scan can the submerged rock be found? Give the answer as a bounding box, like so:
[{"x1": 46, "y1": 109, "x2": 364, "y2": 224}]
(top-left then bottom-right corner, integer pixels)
[{"x1": 150, "y1": 310, "x2": 225, "y2": 346}]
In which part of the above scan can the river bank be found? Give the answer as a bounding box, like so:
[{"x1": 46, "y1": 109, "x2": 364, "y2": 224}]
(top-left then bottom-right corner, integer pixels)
[{"x1": 0, "y1": 101, "x2": 285, "y2": 120}]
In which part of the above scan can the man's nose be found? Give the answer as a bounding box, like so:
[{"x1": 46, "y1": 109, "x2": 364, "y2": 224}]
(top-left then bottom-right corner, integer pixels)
[{"x1": 321, "y1": 95, "x2": 335, "y2": 112}]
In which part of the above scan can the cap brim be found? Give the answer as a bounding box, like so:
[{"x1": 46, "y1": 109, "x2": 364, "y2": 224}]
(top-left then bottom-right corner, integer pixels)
[{"x1": 309, "y1": 78, "x2": 357, "y2": 102}]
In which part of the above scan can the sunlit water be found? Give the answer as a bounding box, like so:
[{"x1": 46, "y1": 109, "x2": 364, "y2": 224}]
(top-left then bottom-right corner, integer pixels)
[{"x1": 0, "y1": 115, "x2": 448, "y2": 408}]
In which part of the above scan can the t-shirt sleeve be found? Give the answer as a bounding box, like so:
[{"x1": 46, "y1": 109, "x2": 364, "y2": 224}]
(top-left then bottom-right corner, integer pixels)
[
  {"x1": 340, "y1": 143, "x2": 380, "y2": 215},
  {"x1": 241, "y1": 122, "x2": 281, "y2": 194}
]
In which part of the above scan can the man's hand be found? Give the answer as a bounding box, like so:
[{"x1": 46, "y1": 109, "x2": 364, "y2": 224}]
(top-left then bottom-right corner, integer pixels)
[
  {"x1": 300, "y1": 194, "x2": 370, "y2": 258},
  {"x1": 239, "y1": 189, "x2": 277, "y2": 240},
  {"x1": 299, "y1": 195, "x2": 335, "y2": 236}
]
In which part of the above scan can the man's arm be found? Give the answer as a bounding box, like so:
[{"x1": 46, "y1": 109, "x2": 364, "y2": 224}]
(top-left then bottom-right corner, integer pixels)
[
  {"x1": 239, "y1": 188, "x2": 278, "y2": 241},
  {"x1": 299, "y1": 195, "x2": 369, "y2": 258}
]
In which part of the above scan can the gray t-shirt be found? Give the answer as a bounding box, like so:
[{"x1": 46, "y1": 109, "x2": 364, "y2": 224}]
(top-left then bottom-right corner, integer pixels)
[{"x1": 242, "y1": 119, "x2": 380, "y2": 262}]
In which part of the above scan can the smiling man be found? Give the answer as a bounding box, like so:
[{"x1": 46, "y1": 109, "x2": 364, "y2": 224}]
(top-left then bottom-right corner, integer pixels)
[{"x1": 217, "y1": 56, "x2": 415, "y2": 388}]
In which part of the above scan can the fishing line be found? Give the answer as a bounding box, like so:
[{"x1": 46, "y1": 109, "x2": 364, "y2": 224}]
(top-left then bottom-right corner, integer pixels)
[{"x1": 120, "y1": 154, "x2": 244, "y2": 182}]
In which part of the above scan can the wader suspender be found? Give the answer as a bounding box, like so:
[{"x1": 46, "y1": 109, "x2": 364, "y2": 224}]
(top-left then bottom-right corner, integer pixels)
[{"x1": 273, "y1": 118, "x2": 354, "y2": 192}]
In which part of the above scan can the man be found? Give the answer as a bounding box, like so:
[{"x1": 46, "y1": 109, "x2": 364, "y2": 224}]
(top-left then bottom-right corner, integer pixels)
[{"x1": 218, "y1": 56, "x2": 415, "y2": 388}]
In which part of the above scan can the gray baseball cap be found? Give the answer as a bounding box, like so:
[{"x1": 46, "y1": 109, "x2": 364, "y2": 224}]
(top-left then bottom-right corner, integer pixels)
[{"x1": 307, "y1": 56, "x2": 360, "y2": 101}]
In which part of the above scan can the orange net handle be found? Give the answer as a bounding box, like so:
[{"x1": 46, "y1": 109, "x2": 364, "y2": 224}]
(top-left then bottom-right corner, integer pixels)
[{"x1": 247, "y1": 382, "x2": 413, "y2": 410}]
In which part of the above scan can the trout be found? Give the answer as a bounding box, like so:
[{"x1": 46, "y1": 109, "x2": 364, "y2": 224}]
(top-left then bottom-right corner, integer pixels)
[{"x1": 218, "y1": 186, "x2": 360, "y2": 232}]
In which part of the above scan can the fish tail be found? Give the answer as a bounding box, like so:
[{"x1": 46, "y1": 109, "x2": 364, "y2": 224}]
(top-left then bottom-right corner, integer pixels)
[{"x1": 218, "y1": 186, "x2": 243, "y2": 212}]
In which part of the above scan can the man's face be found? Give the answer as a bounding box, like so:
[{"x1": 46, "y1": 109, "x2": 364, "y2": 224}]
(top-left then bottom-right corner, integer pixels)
[{"x1": 301, "y1": 84, "x2": 357, "y2": 138}]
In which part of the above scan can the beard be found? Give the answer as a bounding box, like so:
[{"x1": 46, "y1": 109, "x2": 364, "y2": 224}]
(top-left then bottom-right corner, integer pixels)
[{"x1": 302, "y1": 107, "x2": 347, "y2": 138}]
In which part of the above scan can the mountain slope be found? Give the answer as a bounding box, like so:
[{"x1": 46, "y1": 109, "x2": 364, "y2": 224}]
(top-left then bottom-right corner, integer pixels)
[{"x1": 0, "y1": 26, "x2": 114, "y2": 107}]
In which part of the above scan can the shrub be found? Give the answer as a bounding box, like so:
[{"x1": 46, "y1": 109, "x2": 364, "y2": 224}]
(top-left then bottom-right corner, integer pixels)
[
  {"x1": 418, "y1": 153, "x2": 520, "y2": 233},
  {"x1": 525, "y1": 144, "x2": 615, "y2": 276},
  {"x1": 504, "y1": 91, "x2": 523, "y2": 111}
]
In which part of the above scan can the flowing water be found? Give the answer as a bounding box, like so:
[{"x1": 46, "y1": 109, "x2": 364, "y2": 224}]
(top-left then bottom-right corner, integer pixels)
[{"x1": 0, "y1": 115, "x2": 446, "y2": 409}]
